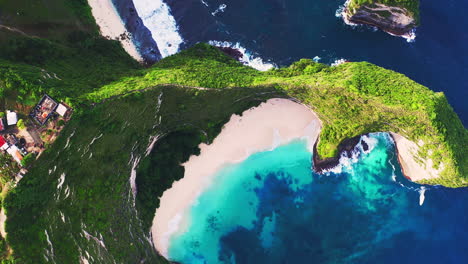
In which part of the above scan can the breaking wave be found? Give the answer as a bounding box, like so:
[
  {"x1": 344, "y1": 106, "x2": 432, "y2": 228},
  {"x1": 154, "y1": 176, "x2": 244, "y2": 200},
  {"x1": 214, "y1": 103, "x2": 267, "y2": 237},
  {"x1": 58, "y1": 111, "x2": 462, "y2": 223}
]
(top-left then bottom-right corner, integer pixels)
[
  {"x1": 211, "y1": 4, "x2": 227, "y2": 16},
  {"x1": 132, "y1": 0, "x2": 184, "y2": 57},
  {"x1": 208, "y1": 40, "x2": 275, "y2": 71},
  {"x1": 323, "y1": 133, "x2": 386, "y2": 175}
]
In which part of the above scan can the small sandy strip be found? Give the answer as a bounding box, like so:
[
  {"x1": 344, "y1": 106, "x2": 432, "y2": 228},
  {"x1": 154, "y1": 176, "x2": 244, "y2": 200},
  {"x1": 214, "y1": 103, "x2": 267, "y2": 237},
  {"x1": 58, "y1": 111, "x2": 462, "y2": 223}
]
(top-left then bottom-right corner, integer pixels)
[
  {"x1": 87, "y1": 0, "x2": 143, "y2": 62},
  {"x1": 151, "y1": 98, "x2": 322, "y2": 257},
  {"x1": 390, "y1": 132, "x2": 443, "y2": 181}
]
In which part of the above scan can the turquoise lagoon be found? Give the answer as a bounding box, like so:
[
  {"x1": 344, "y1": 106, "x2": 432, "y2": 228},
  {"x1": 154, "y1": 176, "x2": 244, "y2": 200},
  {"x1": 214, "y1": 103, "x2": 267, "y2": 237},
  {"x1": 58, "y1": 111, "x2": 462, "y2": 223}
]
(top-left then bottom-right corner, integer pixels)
[{"x1": 167, "y1": 133, "x2": 468, "y2": 263}]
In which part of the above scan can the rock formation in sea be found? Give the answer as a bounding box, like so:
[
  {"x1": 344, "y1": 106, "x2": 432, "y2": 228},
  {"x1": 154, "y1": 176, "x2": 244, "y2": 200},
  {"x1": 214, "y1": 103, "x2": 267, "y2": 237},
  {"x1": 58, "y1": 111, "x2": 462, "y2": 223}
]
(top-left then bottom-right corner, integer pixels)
[
  {"x1": 342, "y1": 0, "x2": 419, "y2": 38},
  {"x1": 215, "y1": 46, "x2": 244, "y2": 62}
]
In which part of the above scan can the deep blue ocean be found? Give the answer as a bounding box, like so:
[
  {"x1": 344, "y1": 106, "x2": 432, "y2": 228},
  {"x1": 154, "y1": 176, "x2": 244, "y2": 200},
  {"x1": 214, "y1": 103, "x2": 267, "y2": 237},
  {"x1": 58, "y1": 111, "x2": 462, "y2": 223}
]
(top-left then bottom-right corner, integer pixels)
[
  {"x1": 167, "y1": 134, "x2": 468, "y2": 263},
  {"x1": 116, "y1": 1, "x2": 468, "y2": 263}
]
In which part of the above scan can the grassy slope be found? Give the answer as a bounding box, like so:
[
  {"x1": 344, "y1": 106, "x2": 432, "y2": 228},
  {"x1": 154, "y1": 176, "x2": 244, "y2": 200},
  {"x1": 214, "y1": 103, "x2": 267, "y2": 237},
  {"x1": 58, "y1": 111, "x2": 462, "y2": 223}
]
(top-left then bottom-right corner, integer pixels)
[
  {"x1": 0, "y1": 0, "x2": 465, "y2": 262},
  {"x1": 0, "y1": 1, "x2": 143, "y2": 262},
  {"x1": 4, "y1": 85, "x2": 280, "y2": 263},
  {"x1": 0, "y1": 0, "x2": 97, "y2": 40},
  {"x1": 88, "y1": 44, "x2": 467, "y2": 187},
  {"x1": 0, "y1": 0, "x2": 141, "y2": 110},
  {"x1": 3, "y1": 45, "x2": 466, "y2": 263}
]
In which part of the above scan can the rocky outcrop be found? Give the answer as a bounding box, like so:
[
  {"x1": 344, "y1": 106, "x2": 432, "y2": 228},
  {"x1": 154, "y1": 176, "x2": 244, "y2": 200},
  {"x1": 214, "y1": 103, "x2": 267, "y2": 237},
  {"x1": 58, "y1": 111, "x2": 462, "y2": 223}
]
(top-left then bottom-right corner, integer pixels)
[{"x1": 343, "y1": 2, "x2": 418, "y2": 39}]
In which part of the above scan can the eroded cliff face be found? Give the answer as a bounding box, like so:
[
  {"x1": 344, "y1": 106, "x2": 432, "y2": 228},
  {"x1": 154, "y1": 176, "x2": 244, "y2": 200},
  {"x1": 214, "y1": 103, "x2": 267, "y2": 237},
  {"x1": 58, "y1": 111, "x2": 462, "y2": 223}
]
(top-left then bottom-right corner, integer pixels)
[
  {"x1": 390, "y1": 133, "x2": 445, "y2": 182},
  {"x1": 344, "y1": 2, "x2": 417, "y2": 38}
]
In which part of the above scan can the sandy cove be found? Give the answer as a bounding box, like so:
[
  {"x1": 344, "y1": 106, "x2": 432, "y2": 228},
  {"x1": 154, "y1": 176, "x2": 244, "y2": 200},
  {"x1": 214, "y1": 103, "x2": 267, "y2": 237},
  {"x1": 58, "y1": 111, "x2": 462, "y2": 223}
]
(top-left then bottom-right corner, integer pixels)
[
  {"x1": 151, "y1": 98, "x2": 322, "y2": 257},
  {"x1": 150, "y1": 98, "x2": 444, "y2": 258},
  {"x1": 87, "y1": 0, "x2": 143, "y2": 62}
]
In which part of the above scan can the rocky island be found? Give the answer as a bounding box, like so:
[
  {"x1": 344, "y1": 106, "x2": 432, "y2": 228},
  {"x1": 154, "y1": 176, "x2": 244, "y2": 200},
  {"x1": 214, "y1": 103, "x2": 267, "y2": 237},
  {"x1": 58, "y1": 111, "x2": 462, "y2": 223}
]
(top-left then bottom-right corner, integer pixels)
[{"x1": 342, "y1": 0, "x2": 420, "y2": 39}]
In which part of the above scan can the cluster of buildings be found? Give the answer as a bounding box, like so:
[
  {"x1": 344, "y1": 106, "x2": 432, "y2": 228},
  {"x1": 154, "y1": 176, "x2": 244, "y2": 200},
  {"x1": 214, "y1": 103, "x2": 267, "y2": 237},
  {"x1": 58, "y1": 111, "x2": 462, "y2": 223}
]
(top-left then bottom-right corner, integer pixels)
[
  {"x1": 0, "y1": 134, "x2": 25, "y2": 164},
  {"x1": 0, "y1": 110, "x2": 25, "y2": 165},
  {"x1": 0, "y1": 94, "x2": 70, "y2": 168}
]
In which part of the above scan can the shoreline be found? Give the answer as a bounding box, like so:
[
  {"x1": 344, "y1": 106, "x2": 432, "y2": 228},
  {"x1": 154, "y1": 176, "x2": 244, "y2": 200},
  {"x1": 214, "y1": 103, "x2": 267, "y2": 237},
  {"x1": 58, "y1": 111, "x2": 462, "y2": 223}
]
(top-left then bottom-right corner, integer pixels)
[
  {"x1": 312, "y1": 135, "x2": 364, "y2": 173},
  {"x1": 87, "y1": 0, "x2": 144, "y2": 62},
  {"x1": 151, "y1": 98, "x2": 322, "y2": 258},
  {"x1": 111, "y1": 0, "x2": 162, "y2": 63},
  {"x1": 389, "y1": 132, "x2": 443, "y2": 182},
  {"x1": 150, "y1": 100, "x2": 444, "y2": 259}
]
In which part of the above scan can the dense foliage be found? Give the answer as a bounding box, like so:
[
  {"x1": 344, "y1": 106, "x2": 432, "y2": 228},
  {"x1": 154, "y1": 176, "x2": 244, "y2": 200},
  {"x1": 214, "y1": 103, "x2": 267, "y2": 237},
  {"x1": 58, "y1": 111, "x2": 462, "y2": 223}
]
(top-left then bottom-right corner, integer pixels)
[
  {"x1": 0, "y1": 31, "x2": 140, "y2": 109},
  {"x1": 0, "y1": 1, "x2": 465, "y2": 262},
  {"x1": 85, "y1": 44, "x2": 467, "y2": 186},
  {"x1": 3, "y1": 85, "x2": 280, "y2": 263},
  {"x1": 0, "y1": 0, "x2": 97, "y2": 40}
]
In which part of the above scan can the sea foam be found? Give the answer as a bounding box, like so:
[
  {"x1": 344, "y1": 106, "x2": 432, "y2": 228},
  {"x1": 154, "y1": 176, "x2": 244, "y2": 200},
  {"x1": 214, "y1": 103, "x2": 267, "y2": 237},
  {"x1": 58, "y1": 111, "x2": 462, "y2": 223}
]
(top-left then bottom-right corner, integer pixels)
[
  {"x1": 132, "y1": 0, "x2": 184, "y2": 57},
  {"x1": 208, "y1": 40, "x2": 275, "y2": 71},
  {"x1": 419, "y1": 187, "x2": 426, "y2": 206},
  {"x1": 211, "y1": 4, "x2": 227, "y2": 16},
  {"x1": 323, "y1": 133, "x2": 386, "y2": 175}
]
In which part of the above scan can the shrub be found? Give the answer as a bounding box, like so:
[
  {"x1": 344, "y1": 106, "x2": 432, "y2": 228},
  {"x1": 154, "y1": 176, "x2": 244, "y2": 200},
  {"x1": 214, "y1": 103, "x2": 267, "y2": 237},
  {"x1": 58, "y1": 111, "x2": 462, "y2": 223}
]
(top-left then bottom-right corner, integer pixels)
[
  {"x1": 20, "y1": 153, "x2": 35, "y2": 168},
  {"x1": 16, "y1": 119, "x2": 25, "y2": 130}
]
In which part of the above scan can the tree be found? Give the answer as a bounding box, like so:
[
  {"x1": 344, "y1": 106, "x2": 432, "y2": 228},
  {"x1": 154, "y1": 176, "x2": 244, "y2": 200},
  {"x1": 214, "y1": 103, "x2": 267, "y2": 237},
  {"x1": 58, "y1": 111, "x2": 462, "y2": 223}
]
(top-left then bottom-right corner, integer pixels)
[
  {"x1": 16, "y1": 119, "x2": 26, "y2": 130},
  {"x1": 20, "y1": 153, "x2": 35, "y2": 168}
]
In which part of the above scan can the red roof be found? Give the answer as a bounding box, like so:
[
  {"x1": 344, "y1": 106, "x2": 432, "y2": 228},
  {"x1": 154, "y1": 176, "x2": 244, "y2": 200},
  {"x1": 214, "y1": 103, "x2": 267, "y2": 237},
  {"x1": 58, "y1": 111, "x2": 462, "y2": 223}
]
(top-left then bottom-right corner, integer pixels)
[{"x1": 0, "y1": 136, "x2": 6, "y2": 146}]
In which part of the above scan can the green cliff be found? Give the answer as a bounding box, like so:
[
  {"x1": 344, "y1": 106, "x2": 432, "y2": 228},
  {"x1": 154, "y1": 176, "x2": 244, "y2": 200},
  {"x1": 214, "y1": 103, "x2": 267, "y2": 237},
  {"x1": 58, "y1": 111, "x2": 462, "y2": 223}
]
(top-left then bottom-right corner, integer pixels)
[
  {"x1": 0, "y1": 42, "x2": 466, "y2": 263},
  {"x1": 0, "y1": 0, "x2": 466, "y2": 262}
]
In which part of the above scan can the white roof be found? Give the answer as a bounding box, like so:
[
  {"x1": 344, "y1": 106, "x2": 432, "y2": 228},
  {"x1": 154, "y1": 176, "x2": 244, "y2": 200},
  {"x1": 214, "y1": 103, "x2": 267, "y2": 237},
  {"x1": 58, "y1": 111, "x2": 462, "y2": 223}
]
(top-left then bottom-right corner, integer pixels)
[
  {"x1": 0, "y1": 143, "x2": 8, "y2": 150},
  {"x1": 6, "y1": 145, "x2": 22, "y2": 164},
  {"x1": 56, "y1": 104, "x2": 67, "y2": 116},
  {"x1": 6, "y1": 111, "x2": 17, "y2": 125}
]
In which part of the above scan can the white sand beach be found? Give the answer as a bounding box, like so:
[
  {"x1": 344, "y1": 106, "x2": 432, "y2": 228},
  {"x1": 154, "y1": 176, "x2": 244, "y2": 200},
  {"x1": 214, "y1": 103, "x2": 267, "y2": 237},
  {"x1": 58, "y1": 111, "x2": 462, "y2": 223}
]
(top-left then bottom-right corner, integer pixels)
[
  {"x1": 390, "y1": 132, "x2": 443, "y2": 181},
  {"x1": 87, "y1": 0, "x2": 143, "y2": 62},
  {"x1": 151, "y1": 98, "x2": 322, "y2": 257}
]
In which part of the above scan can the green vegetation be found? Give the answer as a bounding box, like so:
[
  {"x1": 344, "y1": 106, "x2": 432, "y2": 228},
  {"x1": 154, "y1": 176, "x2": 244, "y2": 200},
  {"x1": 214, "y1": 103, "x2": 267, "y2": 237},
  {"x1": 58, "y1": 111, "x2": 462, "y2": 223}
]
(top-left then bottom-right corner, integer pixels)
[
  {"x1": 0, "y1": 0, "x2": 97, "y2": 41},
  {"x1": 0, "y1": 0, "x2": 141, "y2": 109},
  {"x1": 0, "y1": 32, "x2": 140, "y2": 108},
  {"x1": 0, "y1": 38, "x2": 465, "y2": 262},
  {"x1": 0, "y1": 0, "x2": 465, "y2": 263},
  {"x1": 135, "y1": 88, "x2": 279, "y2": 232},
  {"x1": 16, "y1": 120, "x2": 25, "y2": 130},
  {"x1": 136, "y1": 130, "x2": 203, "y2": 231},
  {"x1": 0, "y1": 33, "x2": 465, "y2": 182},
  {"x1": 4, "y1": 85, "x2": 280, "y2": 263},
  {"x1": 347, "y1": 0, "x2": 420, "y2": 24},
  {"x1": 19, "y1": 153, "x2": 34, "y2": 168},
  {"x1": 84, "y1": 44, "x2": 467, "y2": 186}
]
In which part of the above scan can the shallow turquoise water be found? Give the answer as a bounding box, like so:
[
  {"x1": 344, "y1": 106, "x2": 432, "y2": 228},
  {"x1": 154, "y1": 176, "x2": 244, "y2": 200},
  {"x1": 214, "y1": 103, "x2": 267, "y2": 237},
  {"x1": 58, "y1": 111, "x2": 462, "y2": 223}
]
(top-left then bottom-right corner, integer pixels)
[{"x1": 167, "y1": 133, "x2": 468, "y2": 263}]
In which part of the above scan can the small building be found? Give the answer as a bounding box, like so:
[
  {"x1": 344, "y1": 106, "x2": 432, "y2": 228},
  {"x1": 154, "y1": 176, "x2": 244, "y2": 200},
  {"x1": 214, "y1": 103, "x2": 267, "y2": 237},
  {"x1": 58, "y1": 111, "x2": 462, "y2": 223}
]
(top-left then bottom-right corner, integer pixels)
[
  {"x1": 30, "y1": 94, "x2": 58, "y2": 125},
  {"x1": 0, "y1": 135, "x2": 8, "y2": 150},
  {"x1": 6, "y1": 110, "x2": 18, "y2": 126},
  {"x1": 6, "y1": 145, "x2": 23, "y2": 164},
  {"x1": 55, "y1": 103, "x2": 68, "y2": 117}
]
